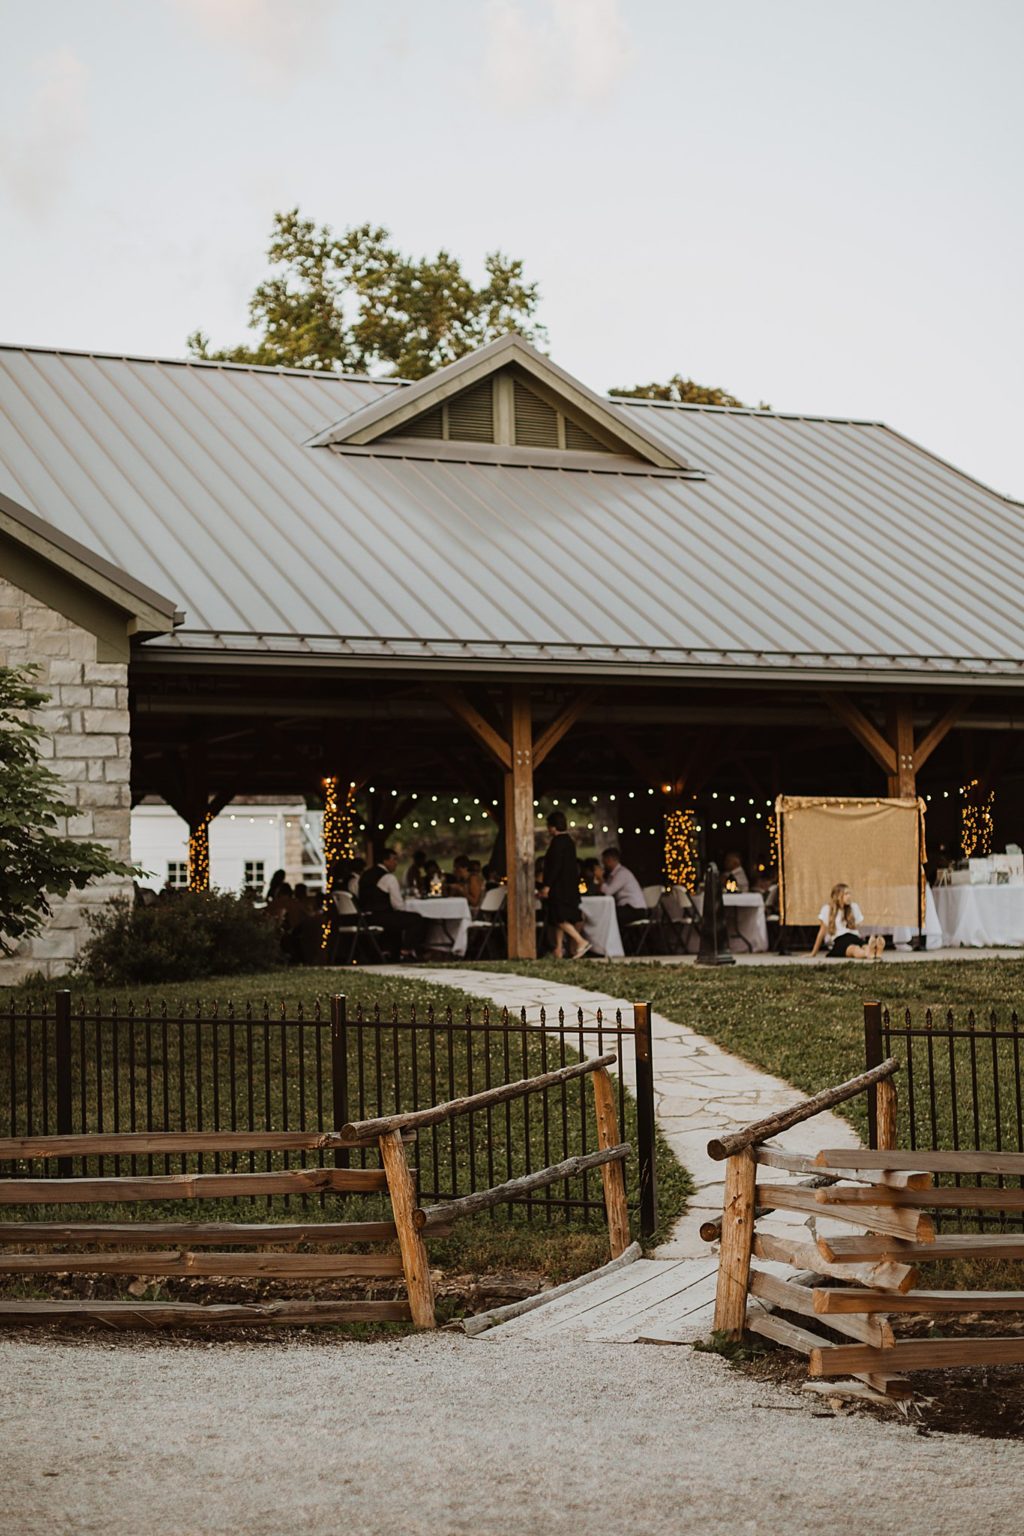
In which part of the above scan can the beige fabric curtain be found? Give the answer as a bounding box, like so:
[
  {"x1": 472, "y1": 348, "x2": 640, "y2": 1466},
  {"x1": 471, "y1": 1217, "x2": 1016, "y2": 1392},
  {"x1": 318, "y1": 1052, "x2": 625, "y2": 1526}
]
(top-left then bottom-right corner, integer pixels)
[{"x1": 778, "y1": 796, "x2": 926, "y2": 927}]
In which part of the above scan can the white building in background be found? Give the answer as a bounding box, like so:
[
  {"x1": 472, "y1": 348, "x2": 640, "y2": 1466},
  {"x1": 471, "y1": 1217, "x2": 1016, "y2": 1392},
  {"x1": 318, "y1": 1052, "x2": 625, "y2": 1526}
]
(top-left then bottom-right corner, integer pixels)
[{"x1": 131, "y1": 801, "x2": 325, "y2": 895}]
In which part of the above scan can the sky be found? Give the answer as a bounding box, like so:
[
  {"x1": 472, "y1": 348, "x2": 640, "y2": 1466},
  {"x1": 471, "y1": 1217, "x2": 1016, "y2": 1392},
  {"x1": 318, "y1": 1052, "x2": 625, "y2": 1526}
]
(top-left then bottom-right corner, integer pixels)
[{"x1": 1, "y1": 0, "x2": 1022, "y2": 496}]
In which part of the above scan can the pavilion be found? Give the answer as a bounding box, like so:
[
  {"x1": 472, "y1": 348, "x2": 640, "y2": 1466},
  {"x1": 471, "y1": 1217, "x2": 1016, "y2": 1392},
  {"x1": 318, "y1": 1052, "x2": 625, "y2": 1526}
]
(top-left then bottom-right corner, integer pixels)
[{"x1": 1, "y1": 331, "x2": 1022, "y2": 968}]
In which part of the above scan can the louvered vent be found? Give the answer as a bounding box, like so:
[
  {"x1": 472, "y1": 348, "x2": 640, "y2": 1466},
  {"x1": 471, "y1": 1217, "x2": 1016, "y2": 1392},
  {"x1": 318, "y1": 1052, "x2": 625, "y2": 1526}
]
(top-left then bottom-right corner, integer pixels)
[
  {"x1": 447, "y1": 379, "x2": 495, "y2": 442},
  {"x1": 565, "y1": 418, "x2": 611, "y2": 453},
  {"x1": 396, "y1": 405, "x2": 444, "y2": 439},
  {"x1": 513, "y1": 381, "x2": 559, "y2": 447}
]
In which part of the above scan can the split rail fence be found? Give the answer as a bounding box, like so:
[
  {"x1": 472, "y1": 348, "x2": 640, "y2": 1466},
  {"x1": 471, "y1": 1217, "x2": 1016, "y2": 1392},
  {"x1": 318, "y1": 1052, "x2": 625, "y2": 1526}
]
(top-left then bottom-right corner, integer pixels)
[
  {"x1": 705, "y1": 1060, "x2": 1024, "y2": 1399},
  {"x1": 0, "y1": 1053, "x2": 630, "y2": 1330}
]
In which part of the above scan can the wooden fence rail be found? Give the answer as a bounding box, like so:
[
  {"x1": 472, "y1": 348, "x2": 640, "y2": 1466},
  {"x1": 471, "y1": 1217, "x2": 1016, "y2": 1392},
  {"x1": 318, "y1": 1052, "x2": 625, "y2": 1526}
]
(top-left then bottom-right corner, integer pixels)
[
  {"x1": 0, "y1": 1057, "x2": 631, "y2": 1332},
  {"x1": 704, "y1": 1053, "x2": 1024, "y2": 1400}
]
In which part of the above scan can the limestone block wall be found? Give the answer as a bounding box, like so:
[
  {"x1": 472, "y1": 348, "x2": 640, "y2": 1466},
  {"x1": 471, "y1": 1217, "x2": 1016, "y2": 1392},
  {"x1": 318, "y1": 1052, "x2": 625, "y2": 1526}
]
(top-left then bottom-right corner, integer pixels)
[{"x1": 0, "y1": 574, "x2": 132, "y2": 983}]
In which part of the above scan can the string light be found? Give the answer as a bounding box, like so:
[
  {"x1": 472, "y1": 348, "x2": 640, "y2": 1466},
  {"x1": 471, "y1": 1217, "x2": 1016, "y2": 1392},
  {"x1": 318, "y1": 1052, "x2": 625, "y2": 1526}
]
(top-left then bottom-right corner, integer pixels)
[
  {"x1": 960, "y1": 778, "x2": 995, "y2": 858},
  {"x1": 664, "y1": 808, "x2": 697, "y2": 887},
  {"x1": 321, "y1": 776, "x2": 358, "y2": 948},
  {"x1": 188, "y1": 810, "x2": 212, "y2": 892}
]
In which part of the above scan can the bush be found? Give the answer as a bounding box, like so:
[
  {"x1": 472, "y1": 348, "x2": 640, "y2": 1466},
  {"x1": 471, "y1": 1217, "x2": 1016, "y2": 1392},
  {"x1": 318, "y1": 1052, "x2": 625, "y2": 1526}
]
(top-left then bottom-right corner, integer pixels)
[{"x1": 76, "y1": 892, "x2": 284, "y2": 985}]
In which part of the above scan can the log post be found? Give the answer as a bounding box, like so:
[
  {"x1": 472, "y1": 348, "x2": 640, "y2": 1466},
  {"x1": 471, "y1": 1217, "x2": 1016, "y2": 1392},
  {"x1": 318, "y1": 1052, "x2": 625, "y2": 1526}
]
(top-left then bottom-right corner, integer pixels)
[
  {"x1": 379, "y1": 1130, "x2": 436, "y2": 1329},
  {"x1": 876, "y1": 1076, "x2": 899, "y2": 1152},
  {"x1": 712, "y1": 1148, "x2": 757, "y2": 1339},
  {"x1": 504, "y1": 685, "x2": 536, "y2": 960},
  {"x1": 591, "y1": 1067, "x2": 630, "y2": 1259},
  {"x1": 888, "y1": 699, "x2": 916, "y2": 798}
]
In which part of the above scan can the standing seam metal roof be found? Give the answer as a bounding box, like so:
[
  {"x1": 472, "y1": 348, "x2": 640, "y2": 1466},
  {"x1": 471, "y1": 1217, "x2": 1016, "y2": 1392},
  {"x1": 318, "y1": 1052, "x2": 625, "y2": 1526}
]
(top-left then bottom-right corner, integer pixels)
[{"x1": 0, "y1": 344, "x2": 1021, "y2": 678}]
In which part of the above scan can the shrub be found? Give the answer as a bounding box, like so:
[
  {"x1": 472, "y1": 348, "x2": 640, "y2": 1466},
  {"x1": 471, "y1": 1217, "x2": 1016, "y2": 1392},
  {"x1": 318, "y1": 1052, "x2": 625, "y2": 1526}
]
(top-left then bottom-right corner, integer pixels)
[{"x1": 76, "y1": 892, "x2": 284, "y2": 985}]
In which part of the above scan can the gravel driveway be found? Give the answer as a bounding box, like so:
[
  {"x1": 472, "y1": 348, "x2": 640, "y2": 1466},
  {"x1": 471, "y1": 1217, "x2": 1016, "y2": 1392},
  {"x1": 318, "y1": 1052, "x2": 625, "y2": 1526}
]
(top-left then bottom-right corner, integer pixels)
[{"x1": 2, "y1": 1332, "x2": 1021, "y2": 1536}]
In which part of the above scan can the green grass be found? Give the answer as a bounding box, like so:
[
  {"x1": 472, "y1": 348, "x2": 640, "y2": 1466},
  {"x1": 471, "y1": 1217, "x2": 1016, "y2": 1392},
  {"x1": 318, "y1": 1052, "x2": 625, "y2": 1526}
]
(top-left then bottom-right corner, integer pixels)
[
  {"x1": 474, "y1": 957, "x2": 1024, "y2": 1147},
  {"x1": 0, "y1": 968, "x2": 691, "y2": 1298}
]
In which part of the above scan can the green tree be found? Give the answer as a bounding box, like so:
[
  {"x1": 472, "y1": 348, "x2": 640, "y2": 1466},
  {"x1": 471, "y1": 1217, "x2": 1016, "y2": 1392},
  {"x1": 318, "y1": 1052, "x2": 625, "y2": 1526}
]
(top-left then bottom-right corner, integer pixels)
[
  {"x1": 0, "y1": 664, "x2": 134, "y2": 950},
  {"x1": 609, "y1": 375, "x2": 754, "y2": 407},
  {"x1": 189, "y1": 209, "x2": 545, "y2": 379}
]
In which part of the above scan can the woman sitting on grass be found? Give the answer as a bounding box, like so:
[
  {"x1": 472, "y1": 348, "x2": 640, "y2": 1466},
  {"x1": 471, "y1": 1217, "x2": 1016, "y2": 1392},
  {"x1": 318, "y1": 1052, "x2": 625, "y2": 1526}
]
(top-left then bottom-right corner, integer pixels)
[{"x1": 810, "y1": 882, "x2": 885, "y2": 959}]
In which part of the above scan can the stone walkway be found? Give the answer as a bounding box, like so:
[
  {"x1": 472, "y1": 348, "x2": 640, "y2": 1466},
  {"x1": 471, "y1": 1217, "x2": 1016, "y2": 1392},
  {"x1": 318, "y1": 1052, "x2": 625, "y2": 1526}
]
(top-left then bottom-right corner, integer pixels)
[{"x1": 385, "y1": 966, "x2": 860, "y2": 1260}]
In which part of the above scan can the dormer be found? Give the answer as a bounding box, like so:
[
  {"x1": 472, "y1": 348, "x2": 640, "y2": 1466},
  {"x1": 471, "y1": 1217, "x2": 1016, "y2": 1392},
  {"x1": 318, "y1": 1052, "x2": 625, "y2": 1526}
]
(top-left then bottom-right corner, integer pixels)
[{"x1": 306, "y1": 333, "x2": 697, "y2": 476}]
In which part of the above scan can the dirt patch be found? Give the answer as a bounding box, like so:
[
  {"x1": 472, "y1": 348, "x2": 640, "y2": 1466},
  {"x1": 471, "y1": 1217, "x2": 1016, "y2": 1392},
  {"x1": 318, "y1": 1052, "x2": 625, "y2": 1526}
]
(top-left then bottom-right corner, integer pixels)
[{"x1": 733, "y1": 1314, "x2": 1024, "y2": 1440}]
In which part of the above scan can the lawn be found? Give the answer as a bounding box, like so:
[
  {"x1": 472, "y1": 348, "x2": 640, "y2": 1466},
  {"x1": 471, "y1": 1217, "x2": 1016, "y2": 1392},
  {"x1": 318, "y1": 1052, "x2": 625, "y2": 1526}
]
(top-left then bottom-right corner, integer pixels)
[
  {"x1": 0, "y1": 968, "x2": 691, "y2": 1305},
  {"x1": 475, "y1": 957, "x2": 1024, "y2": 1147}
]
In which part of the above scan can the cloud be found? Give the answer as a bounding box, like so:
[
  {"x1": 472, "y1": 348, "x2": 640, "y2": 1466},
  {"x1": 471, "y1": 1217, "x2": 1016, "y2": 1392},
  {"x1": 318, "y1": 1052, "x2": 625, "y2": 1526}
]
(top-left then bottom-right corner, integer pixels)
[
  {"x1": 0, "y1": 48, "x2": 90, "y2": 223},
  {"x1": 171, "y1": 0, "x2": 336, "y2": 89},
  {"x1": 483, "y1": 0, "x2": 635, "y2": 111}
]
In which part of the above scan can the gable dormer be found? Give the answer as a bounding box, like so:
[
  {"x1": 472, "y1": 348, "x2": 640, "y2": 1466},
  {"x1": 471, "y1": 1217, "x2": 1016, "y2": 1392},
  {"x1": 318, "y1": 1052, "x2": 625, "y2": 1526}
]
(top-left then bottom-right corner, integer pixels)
[{"x1": 305, "y1": 333, "x2": 696, "y2": 475}]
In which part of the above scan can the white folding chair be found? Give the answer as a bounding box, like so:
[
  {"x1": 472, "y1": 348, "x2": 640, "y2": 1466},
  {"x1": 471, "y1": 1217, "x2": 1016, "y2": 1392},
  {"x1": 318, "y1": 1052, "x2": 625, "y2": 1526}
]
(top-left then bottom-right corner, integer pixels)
[
  {"x1": 330, "y1": 890, "x2": 385, "y2": 964},
  {"x1": 465, "y1": 887, "x2": 507, "y2": 959}
]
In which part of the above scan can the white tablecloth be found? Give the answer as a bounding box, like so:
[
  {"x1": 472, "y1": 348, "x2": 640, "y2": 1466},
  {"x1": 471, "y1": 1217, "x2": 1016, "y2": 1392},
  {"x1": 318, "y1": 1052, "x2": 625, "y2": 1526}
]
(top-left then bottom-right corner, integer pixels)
[
  {"x1": 681, "y1": 890, "x2": 770, "y2": 953},
  {"x1": 860, "y1": 886, "x2": 943, "y2": 948},
  {"x1": 580, "y1": 895, "x2": 625, "y2": 958},
  {"x1": 405, "y1": 897, "x2": 471, "y2": 957},
  {"x1": 931, "y1": 885, "x2": 1024, "y2": 948}
]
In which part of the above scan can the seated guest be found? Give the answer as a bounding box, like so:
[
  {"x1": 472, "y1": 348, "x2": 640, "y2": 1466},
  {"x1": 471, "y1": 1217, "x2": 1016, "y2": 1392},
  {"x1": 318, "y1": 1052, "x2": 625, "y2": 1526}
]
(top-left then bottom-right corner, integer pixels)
[
  {"x1": 423, "y1": 859, "x2": 443, "y2": 895},
  {"x1": 406, "y1": 849, "x2": 429, "y2": 896},
  {"x1": 466, "y1": 859, "x2": 485, "y2": 908},
  {"x1": 810, "y1": 882, "x2": 884, "y2": 960},
  {"x1": 482, "y1": 863, "x2": 503, "y2": 891},
  {"x1": 580, "y1": 857, "x2": 603, "y2": 895},
  {"x1": 358, "y1": 848, "x2": 427, "y2": 961},
  {"x1": 721, "y1": 851, "x2": 750, "y2": 892},
  {"x1": 599, "y1": 847, "x2": 647, "y2": 940},
  {"x1": 448, "y1": 855, "x2": 471, "y2": 896}
]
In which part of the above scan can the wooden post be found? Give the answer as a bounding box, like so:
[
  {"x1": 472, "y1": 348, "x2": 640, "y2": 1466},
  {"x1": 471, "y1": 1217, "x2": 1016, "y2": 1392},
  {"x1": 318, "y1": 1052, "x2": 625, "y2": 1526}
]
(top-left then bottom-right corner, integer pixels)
[
  {"x1": 863, "y1": 1000, "x2": 883, "y2": 1149},
  {"x1": 890, "y1": 699, "x2": 916, "y2": 798},
  {"x1": 712, "y1": 1148, "x2": 757, "y2": 1339},
  {"x1": 876, "y1": 1077, "x2": 899, "y2": 1152},
  {"x1": 504, "y1": 685, "x2": 536, "y2": 960},
  {"x1": 591, "y1": 1067, "x2": 630, "y2": 1259},
  {"x1": 379, "y1": 1130, "x2": 436, "y2": 1329},
  {"x1": 633, "y1": 1003, "x2": 658, "y2": 1240}
]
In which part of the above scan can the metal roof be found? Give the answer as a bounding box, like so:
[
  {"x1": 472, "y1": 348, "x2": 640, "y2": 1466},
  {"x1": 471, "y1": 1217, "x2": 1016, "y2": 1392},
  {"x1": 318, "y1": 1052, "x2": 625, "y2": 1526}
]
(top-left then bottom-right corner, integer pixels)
[{"x1": 1, "y1": 342, "x2": 1021, "y2": 682}]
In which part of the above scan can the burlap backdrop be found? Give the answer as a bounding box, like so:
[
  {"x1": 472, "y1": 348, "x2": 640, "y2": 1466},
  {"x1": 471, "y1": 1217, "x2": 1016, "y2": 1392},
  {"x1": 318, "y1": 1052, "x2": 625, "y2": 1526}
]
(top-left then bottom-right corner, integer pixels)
[{"x1": 778, "y1": 796, "x2": 926, "y2": 927}]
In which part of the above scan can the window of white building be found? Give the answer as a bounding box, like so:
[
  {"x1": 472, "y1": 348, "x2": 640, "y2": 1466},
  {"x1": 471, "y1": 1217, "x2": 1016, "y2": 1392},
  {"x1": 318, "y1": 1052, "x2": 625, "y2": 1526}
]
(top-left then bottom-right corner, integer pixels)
[
  {"x1": 243, "y1": 860, "x2": 265, "y2": 891},
  {"x1": 167, "y1": 860, "x2": 188, "y2": 889}
]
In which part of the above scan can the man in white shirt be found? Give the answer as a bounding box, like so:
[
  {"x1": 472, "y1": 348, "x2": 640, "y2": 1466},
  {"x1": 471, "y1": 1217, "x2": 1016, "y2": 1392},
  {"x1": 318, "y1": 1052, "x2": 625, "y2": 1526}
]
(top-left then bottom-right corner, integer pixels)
[
  {"x1": 600, "y1": 847, "x2": 648, "y2": 946},
  {"x1": 358, "y1": 849, "x2": 425, "y2": 961}
]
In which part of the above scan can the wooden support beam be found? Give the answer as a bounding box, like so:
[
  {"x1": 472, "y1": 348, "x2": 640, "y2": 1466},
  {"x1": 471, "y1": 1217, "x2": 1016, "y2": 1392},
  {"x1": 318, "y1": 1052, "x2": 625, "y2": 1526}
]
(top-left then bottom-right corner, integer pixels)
[
  {"x1": 757, "y1": 1184, "x2": 935, "y2": 1242},
  {"x1": 815, "y1": 1184, "x2": 1024, "y2": 1210},
  {"x1": 706, "y1": 1057, "x2": 899, "y2": 1160},
  {"x1": 876, "y1": 1076, "x2": 898, "y2": 1151},
  {"x1": 814, "y1": 1148, "x2": 1024, "y2": 1176},
  {"x1": 433, "y1": 686, "x2": 511, "y2": 771},
  {"x1": 822, "y1": 694, "x2": 896, "y2": 776},
  {"x1": 753, "y1": 1146, "x2": 931, "y2": 1189},
  {"x1": 889, "y1": 698, "x2": 916, "y2": 797},
  {"x1": 591, "y1": 1067, "x2": 631, "y2": 1258},
  {"x1": 380, "y1": 1129, "x2": 436, "y2": 1330},
  {"x1": 0, "y1": 1251, "x2": 406, "y2": 1279},
  {"x1": 533, "y1": 690, "x2": 594, "y2": 769},
  {"x1": 816, "y1": 1232, "x2": 1024, "y2": 1263},
  {"x1": 753, "y1": 1231, "x2": 918, "y2": 1293},
  {"x1": 0, "y1": 1167, "x2": 386, "y2": 1205},
  {"x1": 0, "y1": 1220, "x2": 400, "y2": 1247},
  {"x1": 915, "y1": 695, "x2": 974, "y2": 770},
  {"x1": 814, "y1": 1287, "x2": 1024, "y2": 1316},
  {"x1": 0, "y1": 1299, "x2": 414, "y2": 1328},
  {"x1": 504, "y1": 684, "x2": 536, "y2": 960},
  {"x1": 748, "y1": 1268, "x2": 894, "y2": 1348},
  {"x1": 811, "y1": 1336, "x2": 1024, "y2": 1377},
  {"x1": 713, "y1": 1149, "x2": 756, "y2": 1338},
  {"x1": 414, "y1": 1145, "x2": 628, "y2": 1231}
]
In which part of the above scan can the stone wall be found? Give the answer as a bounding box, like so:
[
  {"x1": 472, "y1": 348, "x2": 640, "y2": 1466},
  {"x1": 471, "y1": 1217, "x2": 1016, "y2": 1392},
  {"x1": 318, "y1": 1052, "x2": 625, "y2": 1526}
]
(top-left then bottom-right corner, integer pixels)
[{"x1": 0, "y1": 574, "x2": 132, "y2": 984}]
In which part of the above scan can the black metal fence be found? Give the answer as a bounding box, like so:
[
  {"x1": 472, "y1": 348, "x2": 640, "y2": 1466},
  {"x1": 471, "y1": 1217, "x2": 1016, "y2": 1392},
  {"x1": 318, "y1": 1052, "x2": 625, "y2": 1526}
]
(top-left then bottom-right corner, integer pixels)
[
  {"x1": 865, "y1": 1001, "x2": 1024, "y2": 1231},
  {"x1": 2, "y1": 992, "x2": 657, "y2": 1237}
]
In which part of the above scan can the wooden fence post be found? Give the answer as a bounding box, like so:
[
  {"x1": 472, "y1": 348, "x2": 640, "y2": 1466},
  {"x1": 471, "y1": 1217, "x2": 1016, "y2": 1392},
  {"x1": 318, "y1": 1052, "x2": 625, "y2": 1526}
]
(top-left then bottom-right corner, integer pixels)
[
  {"x1": 54, "y1": 990, "x2": 73, "y2": 1179},
  {"x1": 633, "y1": 1002, "x2": 657, "y2": 1241},
  {"x1": 379, "y1": 1130, "x2": 436, "y2": 1329},
  {"x1": 876, "y1": 1076, "x2": 898, "y2": 1152},
  {"x1": 712, "y1": 1148, "x2": 757, "y2": 1339},
  {"x1": 863, "y1": 1001, "x2": 884, "y2": 1149},
  {"x1": 591, "y1": 1066, "x2": 630, "y2": 1259}
]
